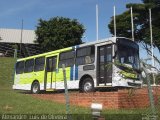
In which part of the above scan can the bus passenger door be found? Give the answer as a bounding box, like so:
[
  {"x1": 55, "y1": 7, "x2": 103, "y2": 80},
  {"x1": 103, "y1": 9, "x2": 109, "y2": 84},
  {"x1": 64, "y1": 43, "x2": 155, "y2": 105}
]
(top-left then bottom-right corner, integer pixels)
[
  {"x1": 97, "y1": 45, "x2": 112, "y2": 86},
  {"x1": 45, "y1": 56, "x2": 57, "y2": 90}
]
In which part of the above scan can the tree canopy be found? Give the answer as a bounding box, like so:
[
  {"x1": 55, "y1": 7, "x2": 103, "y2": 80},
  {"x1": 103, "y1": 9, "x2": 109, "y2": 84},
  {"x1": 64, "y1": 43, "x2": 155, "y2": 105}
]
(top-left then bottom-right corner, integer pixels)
[
  {"x1": 35, "y1": 17, "x2": 85, "y2": 52},
  {"x1": 108, "y1": 0, "x2": 160, "y2": 52}
]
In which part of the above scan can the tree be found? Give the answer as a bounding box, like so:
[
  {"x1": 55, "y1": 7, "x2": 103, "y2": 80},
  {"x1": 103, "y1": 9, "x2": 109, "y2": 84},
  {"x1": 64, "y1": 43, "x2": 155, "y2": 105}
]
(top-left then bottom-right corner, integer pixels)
[
  {"x1": 108, "y1": 0, "x2": 160, "y2": 53},
  {"x1": 35, "y1": 17, "x2": 85, "y2": 52}
]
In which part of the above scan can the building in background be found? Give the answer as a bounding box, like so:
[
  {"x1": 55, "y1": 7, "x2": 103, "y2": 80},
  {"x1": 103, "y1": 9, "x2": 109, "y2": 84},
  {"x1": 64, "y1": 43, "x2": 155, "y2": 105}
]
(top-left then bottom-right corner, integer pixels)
[{"x1": 0, "y1": 28, "x2": 43, "y2": 58}]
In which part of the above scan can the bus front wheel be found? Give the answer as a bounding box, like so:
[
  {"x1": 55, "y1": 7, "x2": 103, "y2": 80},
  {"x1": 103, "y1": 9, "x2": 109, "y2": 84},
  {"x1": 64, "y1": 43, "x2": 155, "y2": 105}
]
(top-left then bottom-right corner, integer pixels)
[
  {"x1": 81, "y1": 78, "x2": 94, "y2": 93},
  {"x1": 31, "y1": 81, "x2": 40, "y2": 94}
]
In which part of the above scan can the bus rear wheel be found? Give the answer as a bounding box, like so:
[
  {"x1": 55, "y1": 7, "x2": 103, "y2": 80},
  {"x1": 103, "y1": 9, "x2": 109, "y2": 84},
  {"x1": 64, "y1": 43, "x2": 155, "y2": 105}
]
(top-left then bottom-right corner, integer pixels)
[
  {"x1": 81, "y1": 78, "x2": 94, "y2": 93},
  {"x1": 31, "y1": 81, "x2": 40, "y2": 94}
]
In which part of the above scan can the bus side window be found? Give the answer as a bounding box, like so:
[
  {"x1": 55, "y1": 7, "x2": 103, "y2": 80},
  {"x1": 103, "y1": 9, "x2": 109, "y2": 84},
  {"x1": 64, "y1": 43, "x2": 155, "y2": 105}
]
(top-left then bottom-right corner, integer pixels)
[
  {"x1": 24, "y1": 59, "x2": 34, "y2": 73},
  {"x1": 34, "y1": 57, "x2": 45, "y2": 72},
  {"x1": 76, "y1": 46, "x2": 95, "y2": 65},
  {"x1": 106, "y1": 46, "x2": 112, "y2": 62},
  {"x1": 16, "y1": 61, "x2": 24, "y2": 74},
  {"x1": 59, "y1": 51, "x2": 75, "y2": 68}
]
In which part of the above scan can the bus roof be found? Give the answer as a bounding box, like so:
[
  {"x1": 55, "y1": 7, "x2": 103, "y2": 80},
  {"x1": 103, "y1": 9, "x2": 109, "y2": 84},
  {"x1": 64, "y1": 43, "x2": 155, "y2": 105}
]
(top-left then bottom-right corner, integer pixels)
[{"x1": 17, "y1": 37, "x2": 133, "y2": 61}]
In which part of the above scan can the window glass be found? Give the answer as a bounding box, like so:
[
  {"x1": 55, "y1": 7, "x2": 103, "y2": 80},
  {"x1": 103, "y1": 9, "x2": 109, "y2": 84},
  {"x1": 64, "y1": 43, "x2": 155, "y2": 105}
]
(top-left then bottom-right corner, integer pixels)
[
  {"x1": 47, "y1": 58, "x2": 53, "y2": 72},
  {"x1": 47, "y1": 57, "x2": 57, "y2": 72},
  {"x1": 118, "y1": 45, "x2": 139, "y2": 69},
  {"x1": 59, "y1": 59, "x2": 74, "y2": 68},
  {"x1": 77, "y1": 47, "x2": 91, "y2": 57},
  {"x1": 76, "y1": 46, "x2": 95, "y2": 65},
  {"x1": 106, "y1": 46, "x2": 112, "y2": 62},
  {"x1": 106, "y1": 54, "x2": 112, "y2": 62},
  {"x1": 24, "y1": 59, "x2": 34, "y2": 73},
  {"x1": 60, "y1": 51, "x2": 75, "y2": 60},
  {"x1": 117, "y1": 38, "x2": 140, "y2": 69},
  {"x1": 16, "y1": 61, "x2": 24, "y2": 74},
  {"x1": 34, "y1": 57, "x2": 45, "y2": 72},
  {"x1": 59, "y1": 51, "x2": 75, "y2": 68},
  {"x1": 100, "y1": 56, "x2": 104, "y2": 63}
]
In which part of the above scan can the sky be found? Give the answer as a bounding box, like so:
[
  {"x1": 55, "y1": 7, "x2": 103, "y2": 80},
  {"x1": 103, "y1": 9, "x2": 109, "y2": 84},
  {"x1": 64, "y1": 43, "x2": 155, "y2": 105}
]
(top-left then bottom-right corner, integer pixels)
[
  {"x1": 0, "y1": 0, "x2": 142, "y2": 41},
  {"x1": 0, "y1": 0, "x2": 159, "y2": 68}
]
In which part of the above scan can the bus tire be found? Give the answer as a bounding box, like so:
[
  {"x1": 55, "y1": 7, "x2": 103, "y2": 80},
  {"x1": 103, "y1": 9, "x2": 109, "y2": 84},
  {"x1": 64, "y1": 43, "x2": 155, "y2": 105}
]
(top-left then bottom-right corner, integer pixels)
[
  {"x1": 81, "y1": 78, "x2": 94, "y2": 93},
  {"x1": 31, "y1": 81, "x2": 40, "y2": 94}
]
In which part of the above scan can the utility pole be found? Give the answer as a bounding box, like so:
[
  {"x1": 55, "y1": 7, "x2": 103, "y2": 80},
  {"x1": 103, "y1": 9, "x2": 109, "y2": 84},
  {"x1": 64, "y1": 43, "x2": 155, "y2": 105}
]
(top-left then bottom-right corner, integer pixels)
[
  {"x1": 62, "y1": 64, "x2": 70, "y2": 120},
  {"x1": 96, "y1": 4, "x2": 99, "y2": 41},
  {"x1": 149, "y1": 9, "x2": 156, "y2": 86},
  {"x1": 131, "y1": 7, "x2": 134, "y2": 41},
  {"x1": 113, "y1": 6, "x2": 116, "y2": 38},
  {"x1": 140, "y1": 60, "x2": 156, "y2": 115},
  {"x1": 20, "y1": 19, "x2": 23, "y2": 58}
]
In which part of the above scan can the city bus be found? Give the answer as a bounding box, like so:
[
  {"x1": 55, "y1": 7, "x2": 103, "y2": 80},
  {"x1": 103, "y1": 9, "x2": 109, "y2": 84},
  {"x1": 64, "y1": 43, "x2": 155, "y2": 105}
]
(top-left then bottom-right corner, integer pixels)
[{"x1": 13, "y1": 37, "x2": 142, "y2": 93}]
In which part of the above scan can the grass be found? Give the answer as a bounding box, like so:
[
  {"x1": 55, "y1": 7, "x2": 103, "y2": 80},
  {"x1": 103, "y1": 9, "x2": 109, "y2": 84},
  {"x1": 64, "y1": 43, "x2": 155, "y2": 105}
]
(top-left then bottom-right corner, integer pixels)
[
  {"x1": 0, "y1": 57, "x2": 90, "y2": 115},
  {"x1": 0, "y1": 57, "x2": 159, "y2": 120},
  {"x1": 0, "y1": 57, "x2": 15, "y2": 88},
  {"x1": 0, "y1": 89, "x2": 90, "y2": 114}
]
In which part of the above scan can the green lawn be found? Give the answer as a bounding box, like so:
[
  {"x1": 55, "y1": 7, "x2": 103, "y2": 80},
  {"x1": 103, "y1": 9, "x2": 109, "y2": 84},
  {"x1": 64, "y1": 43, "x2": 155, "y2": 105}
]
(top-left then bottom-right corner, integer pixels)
[
  {"x1": 0, "y1": 57, "x2": 15, "y2": 88},
  {"x1": 0, "y1": 57, "x2": 89, "y2": 114},
  {"x1": 0, "y1": 57, "x2": 159, "y2": 120},
  {"x1": 0, "y1": 89, "x2": 90, "y2": 114}
]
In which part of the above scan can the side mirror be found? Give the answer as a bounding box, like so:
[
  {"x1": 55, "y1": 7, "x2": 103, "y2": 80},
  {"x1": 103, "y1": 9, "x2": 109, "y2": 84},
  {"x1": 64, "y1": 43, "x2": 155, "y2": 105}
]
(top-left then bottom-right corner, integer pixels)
[
  {"x1": 141, "y1": 71, "x2": 146, "y2": 78},
  {"x1": 113, "y1": 51, "x2": 117, "y2": 59}
]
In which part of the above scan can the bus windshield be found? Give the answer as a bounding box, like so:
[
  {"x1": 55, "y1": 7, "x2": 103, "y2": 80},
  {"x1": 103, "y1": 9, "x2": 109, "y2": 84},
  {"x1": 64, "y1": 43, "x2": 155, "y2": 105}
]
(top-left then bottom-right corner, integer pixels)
[
  {"x1": 117, "y1": 38, "x2": 140, "y2": 70},
  {"x1": 118, "y1": 45, "x2": 139, "y2": 69}
]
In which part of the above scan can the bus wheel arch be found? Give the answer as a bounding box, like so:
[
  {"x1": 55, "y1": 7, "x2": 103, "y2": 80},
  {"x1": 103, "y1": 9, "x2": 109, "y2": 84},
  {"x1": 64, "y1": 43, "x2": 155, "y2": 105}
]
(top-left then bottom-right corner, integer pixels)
[
  {"x1": 31, "y1": 80, "x2": 40, "y2": 94},
  {"x1": 79, "y1": 75, "x2": 95, "y2": 93}
]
